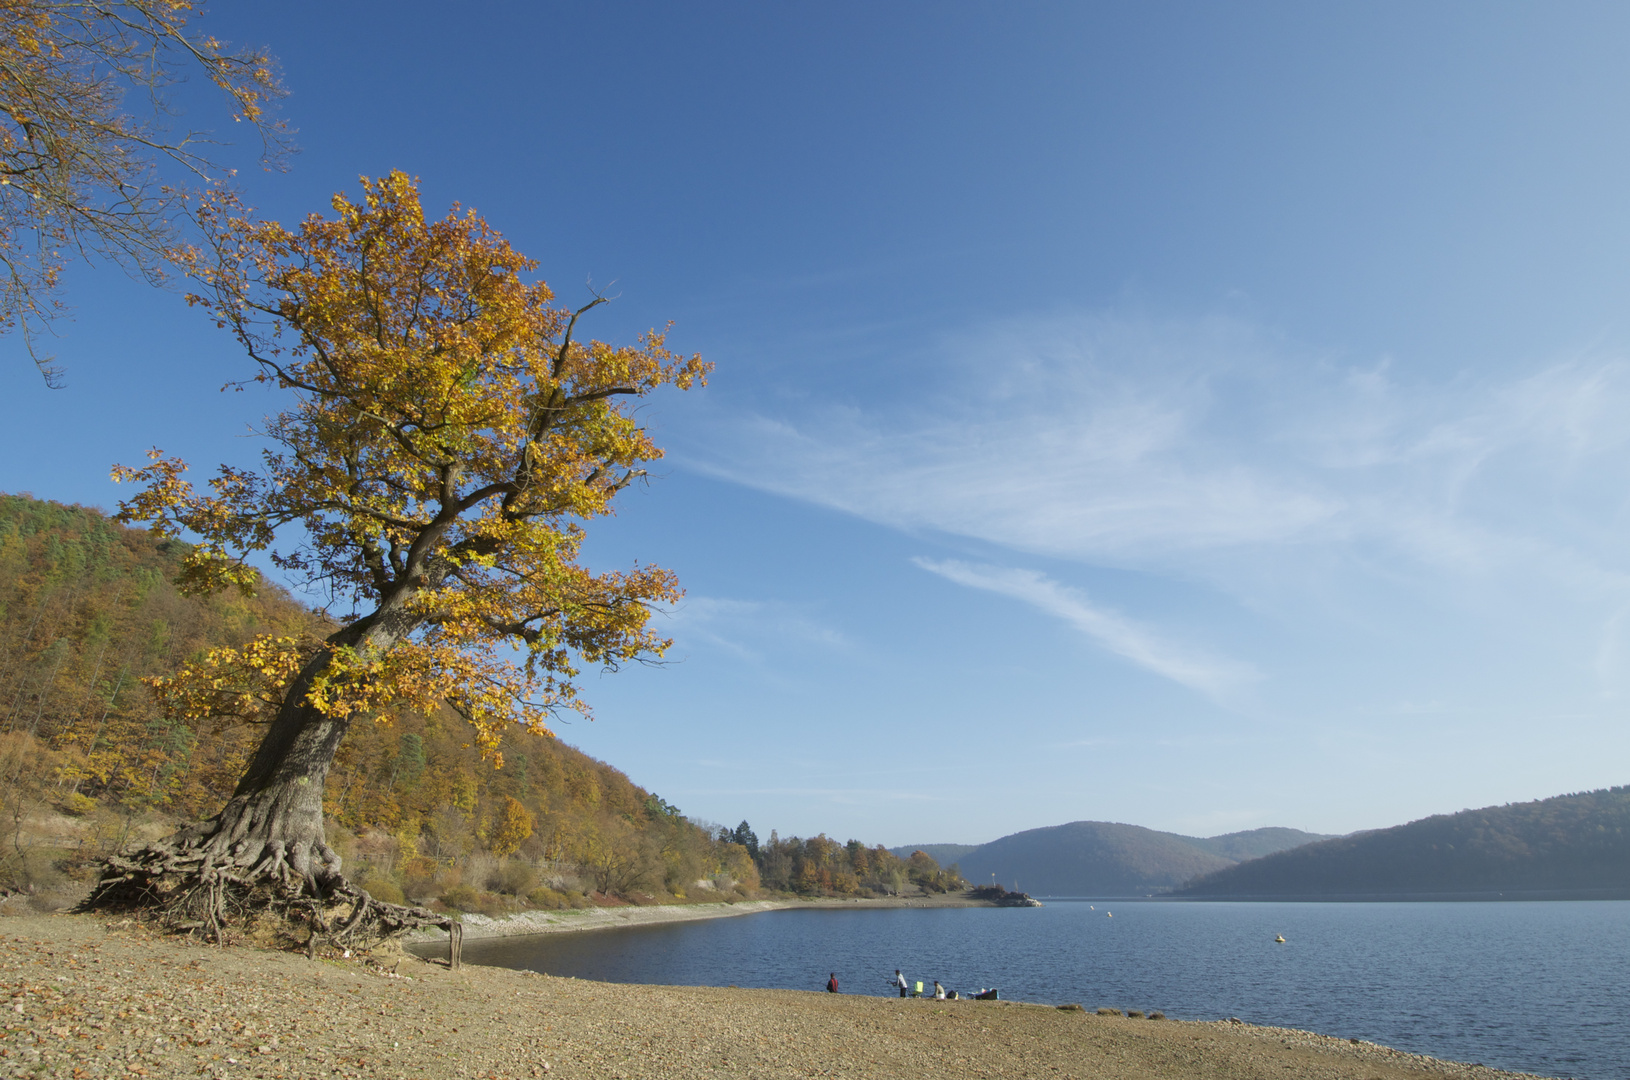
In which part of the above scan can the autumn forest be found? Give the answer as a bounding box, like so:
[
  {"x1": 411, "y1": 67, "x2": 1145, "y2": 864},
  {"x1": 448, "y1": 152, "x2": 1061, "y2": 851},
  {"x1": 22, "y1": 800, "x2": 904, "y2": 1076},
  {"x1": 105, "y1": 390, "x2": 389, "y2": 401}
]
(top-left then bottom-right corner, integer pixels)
[{"x1": 0, "y1": 494, "x2": 961, "y2": 916}]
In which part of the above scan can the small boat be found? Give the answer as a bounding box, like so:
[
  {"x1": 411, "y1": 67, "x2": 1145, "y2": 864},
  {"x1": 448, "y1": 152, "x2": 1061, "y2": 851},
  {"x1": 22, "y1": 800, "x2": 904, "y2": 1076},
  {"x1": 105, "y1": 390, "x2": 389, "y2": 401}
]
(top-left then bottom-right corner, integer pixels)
[
  {"x1": 1274, "y1": 935, "x2": 1286, "y2": 943},
  {"x1": 972, "y1": 989, "x2": 1000, "y2": 1001},
  {"x1": 1106, "y1": 911, "x2": 1113, "y2": 918}
]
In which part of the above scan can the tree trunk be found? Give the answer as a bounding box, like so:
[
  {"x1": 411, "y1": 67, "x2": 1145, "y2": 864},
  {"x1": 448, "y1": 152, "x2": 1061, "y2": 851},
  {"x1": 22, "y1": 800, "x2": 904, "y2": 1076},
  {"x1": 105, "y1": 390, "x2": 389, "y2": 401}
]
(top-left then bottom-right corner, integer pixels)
[
  {"x1": 172, "y1": 691, "x2": 352, "y2": 888},
  {"x1": 81, "y1": 626, "x2": 449, "y2": 949},
  {"x1": 161, "y1": 610, "x2": 410, "y2": 882}
]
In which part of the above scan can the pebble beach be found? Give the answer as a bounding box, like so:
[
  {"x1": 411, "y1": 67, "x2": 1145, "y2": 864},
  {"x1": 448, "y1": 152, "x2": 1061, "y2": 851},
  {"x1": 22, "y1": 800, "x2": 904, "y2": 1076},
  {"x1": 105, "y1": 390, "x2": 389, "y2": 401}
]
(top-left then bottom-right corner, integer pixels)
[
  {"x1": 403, "y1": 893, "x2": 996, "y2": 947},
  {"x1": 2, "y1": 913, "x2": 1549, "y2": 1080}
]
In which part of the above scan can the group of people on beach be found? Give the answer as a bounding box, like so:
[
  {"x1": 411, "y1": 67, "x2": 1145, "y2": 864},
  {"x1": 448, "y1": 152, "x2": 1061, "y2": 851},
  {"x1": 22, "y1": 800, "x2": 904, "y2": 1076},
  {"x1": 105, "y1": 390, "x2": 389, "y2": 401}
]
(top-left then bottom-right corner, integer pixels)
[
  {"x1": 823, "y1": 970, "x2": 945, "y2": 999},
  {"x1": 892, "y1": 970, "x2": 948, "y2": 998}
]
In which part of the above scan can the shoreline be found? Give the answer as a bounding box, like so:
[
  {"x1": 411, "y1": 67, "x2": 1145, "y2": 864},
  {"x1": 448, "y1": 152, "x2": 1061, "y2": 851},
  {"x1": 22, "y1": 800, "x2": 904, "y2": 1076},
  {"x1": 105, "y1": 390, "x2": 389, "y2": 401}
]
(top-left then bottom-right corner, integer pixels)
[
  {"x1": 2, "y1": 913, "x2": 1547, "y2": 1080},
  {"x1": 407, "y1": 891, "x2": 995, "y2": 944}
]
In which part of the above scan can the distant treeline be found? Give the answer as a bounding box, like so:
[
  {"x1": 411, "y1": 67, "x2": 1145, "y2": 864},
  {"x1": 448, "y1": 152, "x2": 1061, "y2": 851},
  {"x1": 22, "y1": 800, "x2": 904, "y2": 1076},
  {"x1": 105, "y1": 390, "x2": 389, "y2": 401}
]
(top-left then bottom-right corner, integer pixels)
[
  {"x1": 0, "y1": 495, "x2": 954, "y2": 913},
  {"x1": 1178, "y1": 787, "x2": 1630, "y2": 899},
  {"x1": 721, "y1": 822, "x2": 964, "y2": 896}
]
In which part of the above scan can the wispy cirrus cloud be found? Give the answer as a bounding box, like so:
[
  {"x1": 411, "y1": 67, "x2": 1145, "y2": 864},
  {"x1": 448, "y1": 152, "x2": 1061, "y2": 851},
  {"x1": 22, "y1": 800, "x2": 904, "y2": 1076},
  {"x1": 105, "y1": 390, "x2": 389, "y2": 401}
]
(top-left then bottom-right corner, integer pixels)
[
  {"x1": 686, "y1": 315, "x2": 1339, "y2": 563},
  {"x1": 657, "y1": 596, "x2": 848, "y2": 660},
  {"x1": 687, "y1": 312, "x2": 1630, "y2": 595},
  {"x1": 681, "y1": 309, "x2": 1630, "y2": 700},
  {"x1": 913, "y1": 557, "x2": 1258, "y2": 703}
]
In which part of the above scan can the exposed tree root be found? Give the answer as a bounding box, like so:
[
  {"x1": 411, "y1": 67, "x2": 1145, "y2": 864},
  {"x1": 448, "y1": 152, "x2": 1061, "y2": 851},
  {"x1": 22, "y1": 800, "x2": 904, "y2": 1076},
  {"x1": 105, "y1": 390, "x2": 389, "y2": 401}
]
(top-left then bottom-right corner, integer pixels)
[{"x1": 80, "y1": 838, "x2": 452, "y2": 957}]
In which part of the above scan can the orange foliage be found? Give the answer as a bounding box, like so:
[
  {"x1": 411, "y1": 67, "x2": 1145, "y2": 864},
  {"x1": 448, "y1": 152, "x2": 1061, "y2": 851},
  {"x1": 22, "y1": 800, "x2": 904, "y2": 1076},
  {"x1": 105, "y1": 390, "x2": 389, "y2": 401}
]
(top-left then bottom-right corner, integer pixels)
[{"x1": 113, "y1": 172, "x2": 711, "y2": 759}]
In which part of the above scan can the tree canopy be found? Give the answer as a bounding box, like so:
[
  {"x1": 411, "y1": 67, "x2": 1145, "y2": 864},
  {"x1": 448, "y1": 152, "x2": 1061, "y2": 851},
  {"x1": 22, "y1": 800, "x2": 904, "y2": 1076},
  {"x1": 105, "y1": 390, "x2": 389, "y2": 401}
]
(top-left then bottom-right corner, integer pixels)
[{"x1": 116, "y1": 172, "x2": 709, "y2": 760}]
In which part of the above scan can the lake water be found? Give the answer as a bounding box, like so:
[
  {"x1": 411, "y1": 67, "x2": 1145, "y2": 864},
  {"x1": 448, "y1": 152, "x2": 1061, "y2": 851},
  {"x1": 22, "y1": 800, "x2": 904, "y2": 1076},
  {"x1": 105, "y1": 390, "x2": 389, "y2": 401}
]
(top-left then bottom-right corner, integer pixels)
[{"x1": 459, "y1": 899, "x2": 1630, "y2": 1080}]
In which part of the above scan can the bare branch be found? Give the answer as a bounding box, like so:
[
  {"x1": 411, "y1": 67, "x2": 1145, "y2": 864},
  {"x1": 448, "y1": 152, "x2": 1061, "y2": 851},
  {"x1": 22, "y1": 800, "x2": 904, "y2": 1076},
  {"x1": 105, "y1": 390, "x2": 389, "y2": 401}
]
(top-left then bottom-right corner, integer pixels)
[{"x1": 0, "y1": 2, "x2": 291, "y2": 381}]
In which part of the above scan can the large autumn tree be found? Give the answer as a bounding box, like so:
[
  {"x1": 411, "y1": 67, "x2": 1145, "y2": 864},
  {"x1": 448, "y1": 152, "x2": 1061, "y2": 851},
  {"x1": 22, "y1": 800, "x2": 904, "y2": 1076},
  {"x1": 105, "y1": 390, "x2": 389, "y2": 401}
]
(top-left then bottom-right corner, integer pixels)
[
  {"x1": 88, "y1": 172, "x2": 708, "y2": 943},
  {"x1": 0, "y1": 0, "x2": 287, "y2": 384}
]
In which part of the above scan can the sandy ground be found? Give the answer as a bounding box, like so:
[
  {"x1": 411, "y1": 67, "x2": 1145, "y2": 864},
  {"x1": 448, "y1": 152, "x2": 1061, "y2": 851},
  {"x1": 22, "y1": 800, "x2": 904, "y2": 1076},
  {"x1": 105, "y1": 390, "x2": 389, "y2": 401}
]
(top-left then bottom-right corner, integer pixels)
[
  {"x1": 0, "y1": 913, "x2": 1551, "y2": 1080},
  {"x1": 408, "y1": 894, "x2": 993, "y2": 945}
]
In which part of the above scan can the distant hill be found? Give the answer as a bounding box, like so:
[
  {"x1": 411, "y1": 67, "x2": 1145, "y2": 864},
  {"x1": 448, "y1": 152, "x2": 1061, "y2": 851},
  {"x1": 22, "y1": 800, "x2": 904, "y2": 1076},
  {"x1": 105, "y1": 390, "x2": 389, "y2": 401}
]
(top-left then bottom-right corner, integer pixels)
[
  {"x1": 886, "y1": 844, "x2": 980, "y2": 866},
  {"x1": 954, "y1": 821, "x2": 1332, "y2": 897},
  {"x1": 1177, "y1": 787, "x2": 1630, "y2": 899},
  {"x1": 1188, "y1": 827, "x2": 1338, "y2": 862}
]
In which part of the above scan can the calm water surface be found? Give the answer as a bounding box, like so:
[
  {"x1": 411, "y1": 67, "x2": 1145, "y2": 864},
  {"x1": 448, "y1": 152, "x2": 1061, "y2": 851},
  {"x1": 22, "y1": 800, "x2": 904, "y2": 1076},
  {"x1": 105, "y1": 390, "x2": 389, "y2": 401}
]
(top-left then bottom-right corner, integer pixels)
[{"x1": 461, "y1": 900, "x2": 1630, "y2": 1080}]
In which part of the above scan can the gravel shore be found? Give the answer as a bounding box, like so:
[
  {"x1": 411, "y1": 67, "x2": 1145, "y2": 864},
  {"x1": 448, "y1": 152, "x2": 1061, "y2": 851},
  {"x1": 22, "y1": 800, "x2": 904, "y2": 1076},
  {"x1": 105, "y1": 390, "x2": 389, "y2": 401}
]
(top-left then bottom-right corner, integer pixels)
[
  {"x1": 408, "y1": 894, "x2": 995, "y2": 945},
  {"x1": 3, "y1": 913, "x2": 1549, "y2": 1080}
]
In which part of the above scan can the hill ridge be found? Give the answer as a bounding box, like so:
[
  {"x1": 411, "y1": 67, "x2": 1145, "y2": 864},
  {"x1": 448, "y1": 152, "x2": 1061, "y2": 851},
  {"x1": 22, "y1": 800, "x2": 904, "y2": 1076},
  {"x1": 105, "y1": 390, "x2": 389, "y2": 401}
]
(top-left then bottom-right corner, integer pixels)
[
  {"x1": 1177, "y1": 786, "x2": 1630, "y2": 899},
  {"x1": 900, "y1": 820, "x2": 1333, "y2": 897}
]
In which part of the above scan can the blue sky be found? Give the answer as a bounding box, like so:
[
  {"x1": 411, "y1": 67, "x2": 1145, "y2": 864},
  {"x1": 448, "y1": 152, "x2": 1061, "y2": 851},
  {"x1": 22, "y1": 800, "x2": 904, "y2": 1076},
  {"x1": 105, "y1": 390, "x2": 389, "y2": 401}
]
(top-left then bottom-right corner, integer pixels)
[{"x1": 7, "y1": 1, "x2": 1630, "y2": 845}]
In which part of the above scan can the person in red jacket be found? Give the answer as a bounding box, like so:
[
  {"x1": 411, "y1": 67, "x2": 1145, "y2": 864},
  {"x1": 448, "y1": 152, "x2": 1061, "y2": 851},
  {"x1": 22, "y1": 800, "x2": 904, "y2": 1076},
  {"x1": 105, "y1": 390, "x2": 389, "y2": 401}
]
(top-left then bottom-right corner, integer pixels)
[{"x1": 826, "y1": 973, "x2": 839, "y2": 993}]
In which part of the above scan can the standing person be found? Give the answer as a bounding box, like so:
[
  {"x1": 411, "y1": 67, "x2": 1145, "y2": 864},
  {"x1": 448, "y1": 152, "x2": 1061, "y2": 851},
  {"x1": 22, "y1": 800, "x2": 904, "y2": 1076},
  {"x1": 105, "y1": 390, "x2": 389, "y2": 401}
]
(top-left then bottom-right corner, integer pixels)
[
  {"x1": 895, "y1": 969, "x2": 909, "y2": 998},
  {"x1": 933, "y1": 980, "x2": 946, "y2": 1000},
  {"x1": 826, "y1": 973, "x2": 839, "y2": 993}
]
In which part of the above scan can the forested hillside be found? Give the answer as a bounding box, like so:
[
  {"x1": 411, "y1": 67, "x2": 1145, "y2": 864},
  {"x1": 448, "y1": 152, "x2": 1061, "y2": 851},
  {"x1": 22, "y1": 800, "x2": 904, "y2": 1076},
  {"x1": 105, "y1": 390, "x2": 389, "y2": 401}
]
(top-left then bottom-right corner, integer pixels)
[
  {"x1": 886, "y1": 843, "x2": 979, "y2": 866},
  {"x1": 959, "y1": 821, "x2": 1229, "y2": 895},
  {"x1": 0, "y1": 495, "x2": 951, "y2": 912},
  {"x1": 0, "y1": 492, "x2": 319, "y2": 821},
  {"x1": 955, "y1": 821, "x2": 1331, "y2": 896},
  {"x1": 1188, "y1": 827, "x2": 1337, "y2": 861},
  {"x1": 1177, "y1": 788, "x2": 1630, "y2": 899}
]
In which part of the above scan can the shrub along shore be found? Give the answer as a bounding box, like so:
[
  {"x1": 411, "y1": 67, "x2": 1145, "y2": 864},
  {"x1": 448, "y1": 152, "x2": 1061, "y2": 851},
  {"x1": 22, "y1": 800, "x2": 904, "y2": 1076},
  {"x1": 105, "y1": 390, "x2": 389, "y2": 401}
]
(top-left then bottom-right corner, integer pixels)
[{"x1": 4, "y1": 913, "x2": 1543, "y2": 1080}]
